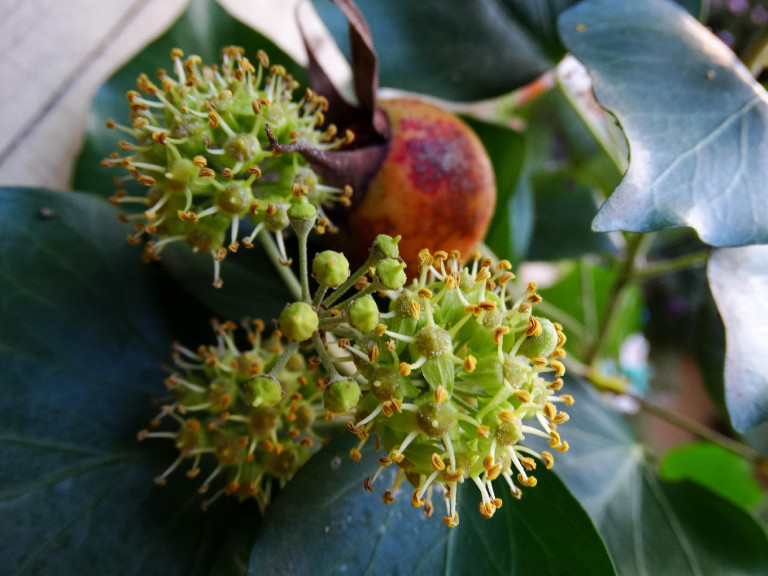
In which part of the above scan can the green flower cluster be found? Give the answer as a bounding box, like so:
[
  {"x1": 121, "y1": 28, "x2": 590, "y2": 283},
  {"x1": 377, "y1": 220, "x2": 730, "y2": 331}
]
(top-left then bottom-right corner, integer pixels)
[
  {"x1": 138, "y1": 318, "x2": 326, "y2": 512},
  {"x1": 322, "y1": 248, "x2": 572, "y2": 527},
  {"x1": 103, "y1": 46, "x2": 352, "y2": 287}
]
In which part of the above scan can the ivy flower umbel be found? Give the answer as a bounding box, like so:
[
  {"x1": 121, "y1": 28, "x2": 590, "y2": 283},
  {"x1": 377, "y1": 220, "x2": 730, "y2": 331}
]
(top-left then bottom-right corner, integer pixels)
[
  {"x1": 138, "y1": 318, "x2": 327, "y2": 512},
  {"x1": 103, "y1": 46, "x2": 353, "y2": 288},
  {"x1": 327, "y1": 249, "x2": 572, "y2": 527}
]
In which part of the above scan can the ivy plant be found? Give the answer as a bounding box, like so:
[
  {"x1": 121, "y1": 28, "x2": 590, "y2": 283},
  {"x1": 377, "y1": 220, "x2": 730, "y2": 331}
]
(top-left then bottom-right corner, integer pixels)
[{"x1": 2, "y1": 0, "x2": 768, "y2": 574}]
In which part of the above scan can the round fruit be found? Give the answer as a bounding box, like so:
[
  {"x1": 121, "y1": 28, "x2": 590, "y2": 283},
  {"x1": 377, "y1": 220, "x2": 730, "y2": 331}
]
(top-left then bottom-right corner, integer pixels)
[{"x1": 344, "y1": 98, "x2": 496, "y2": 273}]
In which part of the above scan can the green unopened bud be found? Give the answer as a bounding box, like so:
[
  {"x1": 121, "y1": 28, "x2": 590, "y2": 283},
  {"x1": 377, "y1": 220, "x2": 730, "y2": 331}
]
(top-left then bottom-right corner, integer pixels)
[
  {"x1": 495, "y1": 412, "x2": 523, "y2": 446},
  {"x1": 377, "y1": 258, "x2": 407, "y2": 289},
  {"x1": 323, "y1": 378, "x2": 361, "y2": 413},
  {"x1": 244, "y1": 374, "x2": 283, "y2": 408},
  {"x1": 372, "y1": 234, "x2": 401, "y2": 260},
  {"x1": 417, "y1": 399, "x2": 455, "y2": 436},
  {"x1": 518, "y1": 318, "x2": 558, "y2": 359},
  {"x1": 217, "y1": 184, "x2": 252, "y2": 216},
  {"x1": 503, "y1": 355, "x2": 531, "y2": 388},
  {"x1": 265, "y1": 204, "x2": 289, "y2": 232},
  {"x1": 414, "y1": 325, "x2": 452, "y2": 358},
  {"x1": 287, "y1": 201, "x2": 317, "y2": 220},
  {"x1": 279, "y1": 302, "x2": 319, "y2": 342},
  {"x1": 312, "y1": 250, "x2": 350, "y2": 287},
  {"x1": 349, "y1": 295, "x2": 379, "y2": 333},
  {"x1": 224, "y1": 133, "x2": 260, "y2": 162}
]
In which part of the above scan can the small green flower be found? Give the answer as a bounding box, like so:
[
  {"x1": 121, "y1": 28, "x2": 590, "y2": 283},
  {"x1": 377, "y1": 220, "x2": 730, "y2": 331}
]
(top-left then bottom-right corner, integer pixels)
[
  {"x1": 137, "y1": 319, "x2": 327, "y2": 512},
  {"x1": 279, "y1": 302, "x2": 319, "y2": 342},
  {"x1": 104, "y1": 47, "x2": 353, "y2": 288}
]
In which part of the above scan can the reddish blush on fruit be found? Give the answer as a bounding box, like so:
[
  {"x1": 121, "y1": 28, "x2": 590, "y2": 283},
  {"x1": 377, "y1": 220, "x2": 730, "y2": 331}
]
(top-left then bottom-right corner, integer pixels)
[{"x1": 345, "y1": 98, "x2": 496, "y2": 274}]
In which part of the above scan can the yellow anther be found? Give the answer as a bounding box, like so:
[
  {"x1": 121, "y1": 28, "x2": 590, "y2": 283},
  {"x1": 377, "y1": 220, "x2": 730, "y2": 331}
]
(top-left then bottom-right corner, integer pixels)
[
  {"x1": 463, "y1": 355, "x2": 477, "y2": 373},
  {"x1": 399, "y1": 362, "x2": 411, "y2": 376},
  {"x1": 520, "y1": 456, "x2": 536, "y2": 471},
  {"x1": 483, "y1": 455, "x2": 495, "y2": 471},
  {"x1": 550, "y1": 360, "x2": 566, "y2": 378},
  {"x1": 518, "y1": 303, "x2": 532, "y2": 314},
  {"x1": 434, "y1": 385, "x2": 448, "y2": 404},
  {"x1": 411, "y1": 490, "x2": 425, "y2": 508},
  {"x1": 442, "y1": 513, "x2": 459, "y2": 528},
  {"x1": 409, "y1": 299, "x2": 421, "y2": 319},
  {"x1": 418, "y1": 248, "x2": 433, "y2": 268},
  {"x1": 478, "y1": 300, "x2": 497, "y2": 311},
  {"x1": 541, "y1": 451, "x2": 555, "y2": 469},
  {"x1": 527, "y1": 281, "x2": 538, "y2": 293},
  {"x1": 548, "y1": 378, "x2": 564, "y2": 391},
  {"x1": 493, "y1": 326, "x2": 510, "y2": 344},
  {"x1": 497, "y1": 259, "x2": 512, "y2": 271},
  {"x1": 349, "y1": 448, "x2": 362, "y2": 461},
  {"x1": 477, "y1": 425, "x2": 491, "y2": 438},
  {"x1": 418, "y1": 287, "x2": 433, "y2": 299},
  {"x1": 198, "y1": 167, "x2": 216, "y2": 178},
  {"x1": 532, "y1": 357, "x2": 548, "y2": 367},
  {"x1": 476, "y1": 267, "x2": 491, "y2": 283},
  {"x1": 433, "y1": 250, "x2": 448, "y2": 263},
  {"x1": 431, "y1": 453, "x2": 446, "y2": 471},
  {"x1": 368, "y1": 344, "x2": 380, "y2": 363},
  {"x1": 487, "y1": 462, "x2": 503, "y2": 481},
  {"x1": 444, "y1": 275, "x2": 456, "y2": 289},
  {"x1": 544, "y1": 402, "x2": 557, "y2": 421},
  {"x1": 525, "y1": 316, "x2": 542, "y2": 337},
  {"x1": 518, "y1": 474, "x2": 537, "y2": 487},
  {"x1": 553, "y1": 412, "x2": 569, "y2": 424},
  {"x1": 374, "y1": 323, "x2": 387, "y2": 336},
  {"x1": 556, "y1": 441, "x2": 570, "y2": 452},
  {"x1": 208, "y1": 112, "x2": 219, "y2": 129},
  {"x1": 498, "y1": 410, "x2": 517, "y2": 423},
  {"x1": 192, "y1": 155, "x2": 207, "y2": 167}
]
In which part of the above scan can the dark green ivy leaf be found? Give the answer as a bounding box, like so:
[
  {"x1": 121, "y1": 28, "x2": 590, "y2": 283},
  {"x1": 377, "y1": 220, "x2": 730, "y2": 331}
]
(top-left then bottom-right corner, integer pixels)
[
  {"x1": 559, "y1": 0, "x2": 768, "y2": 246},
  {"x1": 0, "y1": 188, "x2": 253, "y2": 576},
  {"x1": 708, "y1": 245, "x2": 768, "y2": 432},
  {"x1": 314, "y1": 0, "x2": 580, "y2": 101},
  {"x1": 530, "y1": 377, "x2": 768, "y2": 575},
  {"x1": 248, "y1": 434, "x2": 615, "y2": 576}
]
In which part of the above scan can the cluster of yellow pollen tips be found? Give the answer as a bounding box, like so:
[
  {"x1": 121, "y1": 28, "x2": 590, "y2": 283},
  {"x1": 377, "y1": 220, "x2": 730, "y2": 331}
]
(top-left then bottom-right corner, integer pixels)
[
  {"x1": 137, "y1": 318, "x2": 327, "y2": 513},
  {"x1": 326, "y1": 247, "x2": 572, "y2": 528},
  {"x1": 103, "y1": 46, "x2": 353, "y2": 287}
]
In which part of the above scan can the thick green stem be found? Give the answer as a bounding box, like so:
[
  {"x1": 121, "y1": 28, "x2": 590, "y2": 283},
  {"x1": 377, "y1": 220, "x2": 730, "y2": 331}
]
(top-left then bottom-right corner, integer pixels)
[
  {"x1": 259, "y1": 232, "x2": 301, "y2": 301},
  {"x1": 268, "y1": 341, "x2": 299, "y2": 378},
  {"x1": 628, "y1": 392, "x2": 767, "y2": 466},
  {"x1": 584, "y1": 234, "x2": 651, "y2": 365},
  {"x1": 323, "y1": 254, "x2": 378, "y2": 308},
  {"x1": 631, "y1": 250, "x2": 709, "y2": 282},
  {"x1": 329, "y1": 282, "x2": 378, "y2": 313},
  {"x1": 311, "y1": 333, "x2": 339, "y2": 378}
]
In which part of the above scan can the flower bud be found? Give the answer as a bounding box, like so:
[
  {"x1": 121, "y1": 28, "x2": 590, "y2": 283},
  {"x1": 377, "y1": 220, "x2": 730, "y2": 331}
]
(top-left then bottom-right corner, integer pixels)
[
  {"x1": 244, "y1": 375, "x2": 283, "y2": 408},
  {"x1": 417, "y1": 399, "x2": 455, "y2": 436},
  {"x1": 518, "y1": 317, "x2": 558, "y2": 359},
  {"x1": 372, "y1": 234, "x2": 401, "y2": 260},
  {"x1": 414, "y1": 325, "x2": 452, "y2": 358},
  {"x1": 279, "y1": 302, "x2": 319, "y2": 342},
  {"x1": 349, "y1": 296, "x2": 379, "y2": 333},
  {"x1": 323, "y1": 378, "x2": 361, "y2": 413},
  {"x1": 287, "y1": 201, "x2": 318, "y2": 220},
  {"x1": 312, "y1": 250, "x2": 350, "y2": 287},
  {"x1": 377, "y1": 258, "x2": 407, "y2": 289}
]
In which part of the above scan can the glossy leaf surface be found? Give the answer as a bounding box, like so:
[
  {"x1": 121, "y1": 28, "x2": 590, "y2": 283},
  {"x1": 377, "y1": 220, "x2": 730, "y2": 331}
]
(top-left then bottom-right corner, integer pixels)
[
  {"x1": 560, "y1": 0, "x2": 768, "y2": 246},
  {"x1": 248, "y1": 434, "x2": 615, "y2": 576},
  {"x1": 708, "y1": 245, "x2": 768, "y2": 432},
  {"x1": 0, "y1": 188, "x2": 252, "y2": 576}
]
